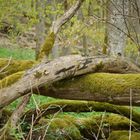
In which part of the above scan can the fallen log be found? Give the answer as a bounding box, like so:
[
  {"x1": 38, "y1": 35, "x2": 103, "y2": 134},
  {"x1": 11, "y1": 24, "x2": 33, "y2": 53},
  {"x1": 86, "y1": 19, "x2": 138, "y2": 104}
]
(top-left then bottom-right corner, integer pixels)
[
  {"x1": 38, "y1": 73, "x2": 140, "y2": 106},
  {"x1": 107, "y1": 130, "x2": 140, "y2": 140},
  {"x1": 0, "y1": 55, "x2": 140, "y2": 109}
]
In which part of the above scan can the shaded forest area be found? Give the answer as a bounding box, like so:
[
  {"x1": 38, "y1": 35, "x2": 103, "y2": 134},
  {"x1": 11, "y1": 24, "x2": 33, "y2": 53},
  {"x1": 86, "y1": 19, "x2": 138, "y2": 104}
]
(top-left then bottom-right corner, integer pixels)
[{"x1": 0, "y1": 0, "x2": 140, "y2": 140}]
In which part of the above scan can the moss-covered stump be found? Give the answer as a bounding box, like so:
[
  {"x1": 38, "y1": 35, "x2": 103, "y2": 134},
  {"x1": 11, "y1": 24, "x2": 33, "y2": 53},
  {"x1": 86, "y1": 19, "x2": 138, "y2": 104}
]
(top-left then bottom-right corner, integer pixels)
[
  {"x1": 24, "y1": 100, "x2": 140, "y2": 124},
  {"x1": 31, "y1": 114, "x2": 139, "y2": 140},
  {"x1": 0, "y1": 58, "x2": 35, "y2": 79},
  {"x1": 107, "y1": 130, "x2": 140, "y2": 140}
]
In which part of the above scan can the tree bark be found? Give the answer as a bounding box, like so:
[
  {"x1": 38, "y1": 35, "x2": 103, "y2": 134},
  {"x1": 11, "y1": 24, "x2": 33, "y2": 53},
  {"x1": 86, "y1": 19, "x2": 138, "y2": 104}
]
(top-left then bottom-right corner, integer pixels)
[
  {"x1": 37, "y1": 0, "x2": 85, "y2": 60},
  {"x1": 35, "y1": 0, "x2": 46, "y2": 60},
  {"x1": 107, "y1": 0, "x2": 129, "y2": 56}
]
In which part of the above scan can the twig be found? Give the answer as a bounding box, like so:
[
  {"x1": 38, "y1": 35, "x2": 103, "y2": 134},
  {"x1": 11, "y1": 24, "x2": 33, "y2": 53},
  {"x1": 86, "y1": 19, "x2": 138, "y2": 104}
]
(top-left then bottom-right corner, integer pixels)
[
  {"x1": 129, "y1": 88, "x2": 132, "y2": 140},
  {"x1": 0, "y1": 56, "x2": 12, "y2": 73},
  {"x1": 96, "y1": 111, "x2": 106, "y2": 140}
]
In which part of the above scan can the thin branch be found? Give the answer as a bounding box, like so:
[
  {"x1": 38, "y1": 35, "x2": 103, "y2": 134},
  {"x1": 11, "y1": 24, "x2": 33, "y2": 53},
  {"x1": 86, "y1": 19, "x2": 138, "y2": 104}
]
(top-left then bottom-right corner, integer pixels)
[
  {"x1": 129, "y1": 88, "x2": 132, "y2": 140},
  {"x1": 50, "y1": 0, "x2": 85, "y2": 34},
  {"x1": 10, "y1": 93, "x2": 31, "y2": 128}
]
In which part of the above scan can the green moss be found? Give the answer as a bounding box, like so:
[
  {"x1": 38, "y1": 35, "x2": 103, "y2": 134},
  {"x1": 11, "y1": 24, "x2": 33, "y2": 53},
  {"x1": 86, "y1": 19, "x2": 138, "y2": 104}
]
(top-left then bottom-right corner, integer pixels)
[
  {"x1": 0, "y1": 58, "x2": 35, "y2": 79},
  {"x1": 34, "y1": 116, "x2": 82, "y2": 140},
  {"x1": 77, "y1": 113, "x2": 138, "y2": 131},
  {"x1": 102, "y1": 114, "x2": 138, "y2": 129},
  {"x1": 33, "y1": 113, "x2": 139, "y2": 140},
  {"x1": 108, "y1": 130, "x2": 140, "y2": 140},
  {"x1": 24, "y1": 102, "x2": 140, "y2": 140},
  {"x1": 55, "y1": 73, "x2": 140, "y2": 96},
  {"x1": 38, "y1": 32, "x2": 55, "y2": 60},
  {"x1": 0, "y1": 71, "x2": 24, "y2": 88},
  {"x1": 25, "y1": 100, "x2": 140, "y2": 125}
]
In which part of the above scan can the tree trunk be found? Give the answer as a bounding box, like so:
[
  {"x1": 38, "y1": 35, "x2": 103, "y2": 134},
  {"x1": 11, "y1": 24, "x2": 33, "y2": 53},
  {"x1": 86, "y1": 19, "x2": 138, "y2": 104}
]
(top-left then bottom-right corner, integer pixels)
[
  {"x1": 35, "y1": 0, "x2": 46, "y2": 60},
  {"x1": 107, "y1": 0, "x2": 129, "y2": 56}
]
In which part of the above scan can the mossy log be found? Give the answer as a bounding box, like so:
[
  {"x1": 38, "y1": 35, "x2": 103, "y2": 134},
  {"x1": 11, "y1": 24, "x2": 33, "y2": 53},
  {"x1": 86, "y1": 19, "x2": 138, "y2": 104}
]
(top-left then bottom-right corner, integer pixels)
[
  {"x1": 38, "y1": 73, "x2": 140, "y2": 106},
  {"x1": 31, "y1": 114, "x2": 140, "y2": 140},
  {"x1": 107, "y1": 130, "x2": 140, "y2": 140},
  {"x1": 24, "y1": 100, "x2": 140, "y2": 124},
  {"x1": 0, "y1": 58, "x2": 35, "y2": 79},
  {"x1": 0, "y1": 55, "x2": 140, "y2": 109},
  {"x1": 0, "y1": 71, "x2": 24, "y2": 88}
]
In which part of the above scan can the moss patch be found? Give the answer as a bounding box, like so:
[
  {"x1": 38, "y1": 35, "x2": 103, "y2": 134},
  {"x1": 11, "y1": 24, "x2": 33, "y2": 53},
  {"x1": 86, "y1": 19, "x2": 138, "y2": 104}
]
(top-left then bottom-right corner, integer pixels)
[
  {"x1": 38, "y1": 32, "x2": 55, "y2": 60},
  {"x1": 33, "y1": 116, "x2": 82, "y2": 140},
  {"x1": 107, "y1": 130, "x2": 140, "y2": 140},
  {"x1": 0, "y1": 58, "x2": 35, "y2": 79},
  {"x1": 54, "y1": 73, "x2": 140, "y2": 96},
  {"x1": 0, "y1": 71, "x2": 24, "y2": 88},
  {"x1": 32, "y1": 113, "x2": 139, "y2": 140}
]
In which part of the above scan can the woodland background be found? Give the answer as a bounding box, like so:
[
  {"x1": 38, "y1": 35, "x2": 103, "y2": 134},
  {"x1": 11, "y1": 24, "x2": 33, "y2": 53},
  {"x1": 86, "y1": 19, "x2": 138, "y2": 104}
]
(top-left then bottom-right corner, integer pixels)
[{"x1": 0, "y1": 0, "x2": 140, "y2": 140}]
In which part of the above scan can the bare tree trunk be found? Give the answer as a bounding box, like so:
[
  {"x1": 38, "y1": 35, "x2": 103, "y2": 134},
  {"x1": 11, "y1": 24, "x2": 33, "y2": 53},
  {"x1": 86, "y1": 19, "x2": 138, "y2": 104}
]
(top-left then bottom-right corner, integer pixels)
[
  {"x1": 35, "y1": 0, "x2": 46, "y2": 60},
  {"x1": 78, "y1": 8, "x2": 88, "y2": 56},
  {"x1": 107, "y1": 0, "x2": 129, "y2": 56},
  {"x1": 51, "y1": 0, "x2": 60, "y2": 59}
]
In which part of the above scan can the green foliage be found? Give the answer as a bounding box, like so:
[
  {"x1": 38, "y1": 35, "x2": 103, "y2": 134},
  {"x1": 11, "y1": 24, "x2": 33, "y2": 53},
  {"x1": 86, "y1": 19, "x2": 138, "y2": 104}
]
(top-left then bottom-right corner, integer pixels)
[
  {"x1": 9, "y1": 127, "x2": 25, "y2": 140},
  {"x1": 0, "y1": 0, "x2": 37, "y2": 36}
]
